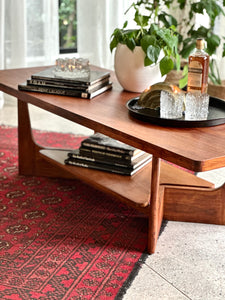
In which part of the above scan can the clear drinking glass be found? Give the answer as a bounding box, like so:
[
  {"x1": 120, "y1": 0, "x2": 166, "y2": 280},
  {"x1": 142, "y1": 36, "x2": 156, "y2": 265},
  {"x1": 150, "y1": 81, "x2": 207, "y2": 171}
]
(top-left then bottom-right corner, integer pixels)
[
  {"x1": 54, "y1": 57, "x2": 90, "y2": 79},
  {"x1": 160, "y1": 90, "x2": 184, "y2": 119},
  {"x1": 185, "y1": 92, "x2": 209, "y2": 120}
]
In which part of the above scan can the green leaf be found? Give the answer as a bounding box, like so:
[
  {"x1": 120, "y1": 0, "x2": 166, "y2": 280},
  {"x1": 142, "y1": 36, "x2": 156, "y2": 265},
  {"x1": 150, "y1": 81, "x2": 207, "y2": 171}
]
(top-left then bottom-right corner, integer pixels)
[
  {"x1": 179, "y1": 65, "x2": 188, "y2": 88},
  {"x1": 125, "y1": 38, "x2": 136, "y2": 51},
  {"x1": 195, "y1": 26, "x2": 208, "y2": 38},
  {"x1": 158, "y1": 12, "x2": 177, "y2": 28},
  {"x1": 112, "y1": 28, "x2": 124, "y2": 42},
  {"x1": 176, "y1": 53, "x2": 181, "y2": 71},
  {"x1": 134, "y1": 11, "x2": 149, "y2": 28},
  {"x1": 180, "y1": 41, "x2": 196, "y2": 58},
  {"x1": 182, "y1": 64, "x2": 188, "y2": 76},
  {"x1": 191, "y1": 2, "x2": 205, "y2": 15},
  {"x1": 179, "y1": 73, "x2": 188, "y2": 89},
  {"x1": 177, "y1": 0, "x2": 186, "y2": 9},
  {"x1": 144, "y1": 56, "x2": 153, "y2": 67},
  {"x1": 123, "y1": 21, "x2": 128, "y2": 29},
  {"x1": 146, "y1": 45, "x2": 160, "y2": 63},
  {"x1": 206, "y1": 34, "x2": 220, "y2": 55},
  {"x1": 110, "y1": 36, "x2": 118, "y2": 52},
  {"x1": 209, "y1": 59, "x2": 221, "y2": 85},
  {"x1": 156, "y1": 28, "x2": 178, "y2": 52},
  {"x1": 140, "y1": 35, "x2": 156, "y2": 53},
  {"x1": 160, "y1": 56, "x2": 174, "y2": 76},
  {"x1": 149, "y1": 23, "x2": 159, "y2": 35},
  {"x1": 223, "y1": 43, "x2": 225, "y2": 57}
]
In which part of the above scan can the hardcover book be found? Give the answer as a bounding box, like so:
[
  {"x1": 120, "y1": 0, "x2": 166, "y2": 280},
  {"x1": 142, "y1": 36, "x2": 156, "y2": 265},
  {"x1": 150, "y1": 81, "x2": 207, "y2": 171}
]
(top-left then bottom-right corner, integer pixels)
[
  {"x1": 18, "y1": 82, "x2": 112, "y2": 99},
  {"x1": 67, "y1": 149, "x2": 152, "y2": 169},
  {"x1": 81, "y1": 133, "x2": 141, "y2": 156},
  {"x1": 80, "y1": 147, "x2": 146, "y2": 164},
  {"x1": 31, "y1": 66, "x2": 110, "y2": 86},
  {"x1": 26, "y1": 76, "x2": 110, "y2": 93},
  {"x1": 64, "y1": 155, "x2": 151, "y2": 176},
  {"x1": 78, "y1": 147, "x2": 146, "y2": 164}
]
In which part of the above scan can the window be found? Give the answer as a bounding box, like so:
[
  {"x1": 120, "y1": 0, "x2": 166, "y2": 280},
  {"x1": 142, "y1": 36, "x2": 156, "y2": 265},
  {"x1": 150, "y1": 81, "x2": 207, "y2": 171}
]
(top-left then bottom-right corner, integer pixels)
[{"x1": 59, "y1": 0, "x2": 77, "y2": 54}]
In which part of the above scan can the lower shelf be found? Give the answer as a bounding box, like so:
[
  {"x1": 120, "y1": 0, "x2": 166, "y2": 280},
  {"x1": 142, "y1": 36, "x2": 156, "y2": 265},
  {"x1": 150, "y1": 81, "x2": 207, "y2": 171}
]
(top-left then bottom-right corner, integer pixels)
[{"x1": 40, "y1": 149, "x2": 214, "y2": 211}]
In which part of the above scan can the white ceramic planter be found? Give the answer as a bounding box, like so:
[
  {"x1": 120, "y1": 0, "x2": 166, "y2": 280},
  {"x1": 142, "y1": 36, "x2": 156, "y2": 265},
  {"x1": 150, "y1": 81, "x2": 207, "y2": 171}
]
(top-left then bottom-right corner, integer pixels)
[{"x1": 114, "y1": 44, "x2": 166, "y2": 93}]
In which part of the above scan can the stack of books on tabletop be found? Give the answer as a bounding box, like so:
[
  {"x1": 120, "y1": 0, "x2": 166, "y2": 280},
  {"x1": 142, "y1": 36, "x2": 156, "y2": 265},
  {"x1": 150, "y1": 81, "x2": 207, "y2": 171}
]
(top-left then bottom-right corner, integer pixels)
[
  {"x1": 18, "y1": 58, "x2": 112, "y2": 99},
  {"x1": 65, "y1": 132, "x2": 152, "y2": 175}
]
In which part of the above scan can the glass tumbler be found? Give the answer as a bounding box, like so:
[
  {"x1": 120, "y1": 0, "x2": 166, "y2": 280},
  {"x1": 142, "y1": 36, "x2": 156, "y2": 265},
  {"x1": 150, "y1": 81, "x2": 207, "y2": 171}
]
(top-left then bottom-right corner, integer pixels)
[
  {"x1": 160, "y1": 90, "x2": 184, "y2": 119},
  {"x1": 185, "y1": 92, "x2": 209, "y2": 120}
]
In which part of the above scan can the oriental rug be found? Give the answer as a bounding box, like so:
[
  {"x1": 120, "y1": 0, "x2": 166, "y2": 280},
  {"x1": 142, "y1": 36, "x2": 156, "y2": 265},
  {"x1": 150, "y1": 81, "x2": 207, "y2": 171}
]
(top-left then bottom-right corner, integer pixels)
[{"x1": 0, "y1": 125, "x2": 148, "y2": 300}]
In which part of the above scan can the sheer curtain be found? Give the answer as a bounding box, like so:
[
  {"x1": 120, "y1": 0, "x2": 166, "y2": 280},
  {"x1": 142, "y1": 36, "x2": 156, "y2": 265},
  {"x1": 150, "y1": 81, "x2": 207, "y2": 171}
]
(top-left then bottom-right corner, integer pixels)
[
  {"x1": 0, "y1": 0, "x2": 59, "y2": 69},
  {"x1": 77, "y1": 0, "x2": 134, "y2": 70},
  {"x1": 0, "y1": 0, "x2": 130, "y2": 107},
  {"x1": 0, "y1": 0, "x2": 59, "y2": 105}
]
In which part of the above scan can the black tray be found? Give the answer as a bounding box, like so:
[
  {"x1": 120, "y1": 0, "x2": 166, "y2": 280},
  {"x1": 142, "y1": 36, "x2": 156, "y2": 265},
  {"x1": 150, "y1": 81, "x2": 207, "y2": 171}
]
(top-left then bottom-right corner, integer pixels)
[{"x1": 126, "y1": 96, "x2": 225, "y2": 127}]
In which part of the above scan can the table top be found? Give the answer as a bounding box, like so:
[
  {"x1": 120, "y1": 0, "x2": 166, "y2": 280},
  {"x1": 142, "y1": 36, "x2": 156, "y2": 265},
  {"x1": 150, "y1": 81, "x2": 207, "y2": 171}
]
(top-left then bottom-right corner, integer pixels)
[{"x1": 1, "y1": 65, "x2": 225, "y2": 172}]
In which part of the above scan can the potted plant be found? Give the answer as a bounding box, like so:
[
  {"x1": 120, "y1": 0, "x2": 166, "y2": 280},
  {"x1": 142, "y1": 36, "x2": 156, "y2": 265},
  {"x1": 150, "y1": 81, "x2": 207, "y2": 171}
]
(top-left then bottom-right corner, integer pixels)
[
  {"x1": 110, "y1": 0, "x2": 180, "y2": 92},
  {"x1": 110, "y1": 0, "x2": 225, "y2": 96},
  {"x1": 174, "y1": 0, "x2": 225, "y2": 99}
]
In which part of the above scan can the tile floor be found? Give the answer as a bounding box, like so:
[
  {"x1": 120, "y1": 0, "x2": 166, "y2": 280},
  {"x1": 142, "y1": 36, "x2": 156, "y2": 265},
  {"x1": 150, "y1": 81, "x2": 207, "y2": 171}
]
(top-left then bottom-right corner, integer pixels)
[{"x1": 1, "y1": 94, "x2": 225, "y2": 300}]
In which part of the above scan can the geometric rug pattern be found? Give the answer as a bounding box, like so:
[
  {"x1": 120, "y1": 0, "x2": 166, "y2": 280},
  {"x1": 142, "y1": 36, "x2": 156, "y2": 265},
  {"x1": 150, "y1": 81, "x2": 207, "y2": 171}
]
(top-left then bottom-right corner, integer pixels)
[{"x1": 0, "y1": 126, "x2": 148, "y2": 299}]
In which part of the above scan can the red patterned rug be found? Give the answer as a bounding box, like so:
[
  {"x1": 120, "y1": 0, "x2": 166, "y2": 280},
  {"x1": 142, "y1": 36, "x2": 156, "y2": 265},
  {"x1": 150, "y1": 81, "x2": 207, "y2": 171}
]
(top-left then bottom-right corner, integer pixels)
[{"x1": 0, "y1": 125, "x2": 148, "y2": 299}]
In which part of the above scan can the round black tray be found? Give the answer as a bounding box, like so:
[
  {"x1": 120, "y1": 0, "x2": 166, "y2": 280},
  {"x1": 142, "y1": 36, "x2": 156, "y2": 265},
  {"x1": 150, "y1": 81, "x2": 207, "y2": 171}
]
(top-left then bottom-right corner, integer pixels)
[{"x1": 126, "y1": 96, "x2": 225, "y2": 127}]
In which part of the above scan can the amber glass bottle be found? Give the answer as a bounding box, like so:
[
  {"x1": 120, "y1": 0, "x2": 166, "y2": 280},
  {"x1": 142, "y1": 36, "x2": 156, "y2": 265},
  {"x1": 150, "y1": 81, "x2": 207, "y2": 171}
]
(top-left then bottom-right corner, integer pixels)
[{"x1": 187, "y1": 38, "x2": 209, "y2": 93}]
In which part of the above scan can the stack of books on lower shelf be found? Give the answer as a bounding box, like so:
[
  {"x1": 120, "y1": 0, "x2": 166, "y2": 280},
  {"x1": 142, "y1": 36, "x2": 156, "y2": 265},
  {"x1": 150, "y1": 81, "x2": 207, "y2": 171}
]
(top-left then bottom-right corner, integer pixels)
[{"x1": 64, "y1": 132, "x2": 152, "y2": 175}]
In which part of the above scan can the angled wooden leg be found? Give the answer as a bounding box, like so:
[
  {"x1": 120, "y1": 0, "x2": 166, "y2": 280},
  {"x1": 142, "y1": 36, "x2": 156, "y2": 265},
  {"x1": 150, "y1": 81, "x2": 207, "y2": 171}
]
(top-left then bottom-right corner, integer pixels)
[
  {"x1": 148, "y1": 156, "x2": 164, "y2": 254},
  {"x1": 18, "y1": 99, "x2": 42, "y2": 176},
  {"x1": 164, "y1": 183, "x2": 225, "y2": 225},
  {"x1": 17, "y1": 99, "x2": 76, "y2": 179}
]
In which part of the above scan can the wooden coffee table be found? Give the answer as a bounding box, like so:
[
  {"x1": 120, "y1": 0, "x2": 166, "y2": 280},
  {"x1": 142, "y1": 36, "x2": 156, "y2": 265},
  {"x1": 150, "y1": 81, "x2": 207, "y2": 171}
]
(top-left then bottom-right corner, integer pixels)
[{"x1": 0, "y1": 66, "x2": 224, "y2": 254}]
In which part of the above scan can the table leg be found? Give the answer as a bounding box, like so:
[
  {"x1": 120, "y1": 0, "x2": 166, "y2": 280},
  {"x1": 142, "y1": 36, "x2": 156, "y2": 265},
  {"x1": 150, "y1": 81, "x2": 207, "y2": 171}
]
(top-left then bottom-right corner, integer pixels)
[
  {"x1": 148, "y1": 156, "x2": 164, "y2": 254},
  {"x1": 163, "y1": 183, "x2": 225, "y2": 224},
  {"x1": 147, "y1": 159, "x2": 225, "y2": 253},
  {"x1": 18, "y1": 99, "x2": 41, "y2": 175},
  {"x1": 17, "y1": 99, "x2": 74, "y2": 179}
]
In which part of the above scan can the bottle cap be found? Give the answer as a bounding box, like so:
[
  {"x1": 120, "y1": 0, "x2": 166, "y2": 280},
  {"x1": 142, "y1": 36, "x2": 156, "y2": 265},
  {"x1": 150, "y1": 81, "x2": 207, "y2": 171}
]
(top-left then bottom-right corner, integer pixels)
[{"x1": 196, "y1": 38, "x2": 205, "y2": 50}]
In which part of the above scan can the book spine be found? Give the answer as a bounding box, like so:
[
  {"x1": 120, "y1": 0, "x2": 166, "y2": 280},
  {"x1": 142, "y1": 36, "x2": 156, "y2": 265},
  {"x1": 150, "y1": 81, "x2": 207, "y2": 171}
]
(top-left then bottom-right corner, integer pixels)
[
  {"x1": 28, "y1": 77, "x2": 110, "y2": 92},
  {"x1": 79, "y1": 147, "x2": 133, "y2": 162},
  {"x1": 27, "y1": 79, "x2": 89, "y2": 91},
  {"x1": 67, "y1": 152, "x2": 133, "y2": 168},
  {"x1": 64, "y1": 158, "x2": 133, "y2": 175},
  {"x1": 18, "y1": 83, "x2": 112, "y2": 99},
  {"x1": 18, "y1": 84, "x2": 91, "y2": 98},
  {"x1": 81, "y1": 142, "x2": 134, "y2": 155},
  {"x1": 65, "y1": 156, "x2": 151, "y2": 176}
]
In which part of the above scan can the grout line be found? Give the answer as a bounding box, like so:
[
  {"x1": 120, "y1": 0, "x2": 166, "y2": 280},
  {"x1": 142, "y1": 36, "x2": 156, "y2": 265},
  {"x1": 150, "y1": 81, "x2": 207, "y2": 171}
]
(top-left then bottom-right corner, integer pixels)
[{"x1": 144, "y1": 263, "x2": 193, "y2": 300}]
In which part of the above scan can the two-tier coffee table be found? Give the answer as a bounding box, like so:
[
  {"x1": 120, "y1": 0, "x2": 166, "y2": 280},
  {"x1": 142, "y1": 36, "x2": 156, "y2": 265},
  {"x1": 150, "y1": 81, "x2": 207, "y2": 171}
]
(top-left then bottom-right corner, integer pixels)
[{"x1": 0, "y1": 66, "x2": 224, "y2": 254}]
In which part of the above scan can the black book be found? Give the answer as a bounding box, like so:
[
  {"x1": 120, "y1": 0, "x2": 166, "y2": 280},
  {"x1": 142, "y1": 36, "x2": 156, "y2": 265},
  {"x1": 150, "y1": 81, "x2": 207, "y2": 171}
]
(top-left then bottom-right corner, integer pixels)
[
  {"x1": 78, "y1": 147, "x2": 145, "y2": 163},
  {"x1": 64, "y1": 155, "x2": 151, "y2": 176},
  {"x1": 67, "y1": 149, "x2": 152, "y2": 169},
  {"x1": 31, "y1": 66, "x2": 110, "y2": 87},
  {"x1": 18, "y1": 82, "x2": 112, "y2": 99},
  {"x1": 27, "y1": 76, "x2": 110, "y2": 93},
  {"x1": 81, "y1": 133, "x2": 141, "y2": 156}
]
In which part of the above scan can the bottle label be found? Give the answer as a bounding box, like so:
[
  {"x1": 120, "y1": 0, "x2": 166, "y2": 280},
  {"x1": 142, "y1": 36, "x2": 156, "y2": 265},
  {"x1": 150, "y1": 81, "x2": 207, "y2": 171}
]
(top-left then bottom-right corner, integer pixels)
[{"x1": 188, "y1": 61, "x2": 202, "y2": 92}]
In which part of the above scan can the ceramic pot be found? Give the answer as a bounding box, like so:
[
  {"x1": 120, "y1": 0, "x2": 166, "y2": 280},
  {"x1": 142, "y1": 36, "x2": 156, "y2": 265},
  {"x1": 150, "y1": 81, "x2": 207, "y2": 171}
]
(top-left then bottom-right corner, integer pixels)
[{"x1": 114, "y1": 43, "x2": 166, "y2": 93}]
